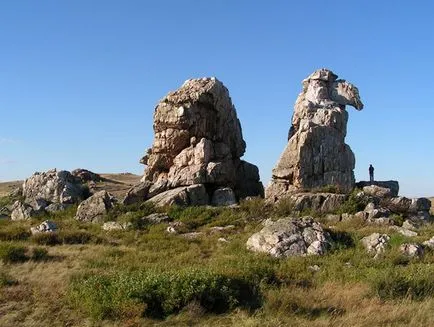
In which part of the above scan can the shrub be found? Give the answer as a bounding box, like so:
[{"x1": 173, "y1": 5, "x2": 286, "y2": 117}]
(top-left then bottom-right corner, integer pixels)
[
  {"x1": 370, "y1": 265, "x2": 434, "y2": 300},
  {"x1": 0, "y1": 270, "x2": 18, "y2": 287},
  {"x1": 335, "y1": 191, "x2": 365, "y2": 215},
  {"x1": 31, "y1": 247, "x2": 49, "y2": 261},
  {"x1": 0, "y1": 243, "x2": 28, "y2": 263},
  {"x1": 274, "y1": 197, "x2": 295, "y2": 217},
  {"x1": 168, "y1": 206, "x2": 218, "y2": 230},
  {"x1": 31, "y1": 232, "x2": 61, "y2": 246},
  {"x1": 0, "y1": 225, "x2": 31, "y2": 241},
  {"x1": 69, "y1": 268, "x2": 262, "y2": 320},
  {"x1": 59, "y1": 230, "x2": 97, "y2": 244}
]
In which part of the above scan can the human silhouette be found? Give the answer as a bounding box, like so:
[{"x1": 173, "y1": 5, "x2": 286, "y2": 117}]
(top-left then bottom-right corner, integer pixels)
[{"x1": 369, "y1": 164, "x2": 374, "y2": 183}]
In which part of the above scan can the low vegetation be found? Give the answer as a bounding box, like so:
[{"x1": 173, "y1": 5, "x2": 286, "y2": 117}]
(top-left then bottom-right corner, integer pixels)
[{"x1": 0, "y1": 195, "x2": 434, "y2": 326}]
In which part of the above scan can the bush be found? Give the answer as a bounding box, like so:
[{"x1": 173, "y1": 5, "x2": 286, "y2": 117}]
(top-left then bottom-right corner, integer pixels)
[
  {"x1": 31, "y1": 232, "x2": 61, "y2": 246},
  {"x1": 0, "y1": 270, "x2": 18, "y2": 287},
  {"x1": 0, "y1": 243, "x2": 28, "y2": 263},
  {"x1": 59, "y1": 230, "x2": 97, "y2": 244},
  {"x1": 335, "y1": 191, "x2": 365, "y2": 215},
  {"x1": 0, "y1": 225, "x2": 31, "y2": 241},
  {"x1": 274, "y1": 197, "x2": 295, "y2": 217},
  {"x1": 31, "y1": 247, "x2": 49, "y2": 261},
  {"x1": 370, "y1": 265, "x2": 434, "y2": 300},
  {"x1": 69, "y1": 268, "x2": 262, "y2": 320},
  {"x1": 31, "y1": 230, "x2": 102, "y2": 245},
  {"x1": 168, "y1": 206, "x2": 219, "y2": 230}
]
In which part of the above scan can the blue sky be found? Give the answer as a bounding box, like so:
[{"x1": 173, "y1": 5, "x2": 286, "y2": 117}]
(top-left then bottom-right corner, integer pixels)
[{"x1": 0, "y1": 1, "x2": 433, "y2": 197}]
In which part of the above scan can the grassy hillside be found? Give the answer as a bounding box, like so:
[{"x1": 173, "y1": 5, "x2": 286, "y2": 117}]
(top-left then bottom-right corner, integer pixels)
[{"x1": 1, "y1": 198, "x2": 434, "y2": 326}]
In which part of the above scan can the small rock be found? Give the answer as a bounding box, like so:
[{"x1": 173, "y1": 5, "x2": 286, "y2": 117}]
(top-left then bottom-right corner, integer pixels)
[
  {"x1": 45, "y1": 203, "x2": 69, "y2": 213},
  {"x1": 361, "y1": 233, "x2": 390, "y2": 258},
  {"x1": 30, "y1": 220, "x2": 57, "y2": 234},
  {"x1": 422, "y1": 236, "x2": 434, "y2": 249},
  {"x1": 402, "y1": 219, "x2": 422, "y2": 231},
  {"x1": 181, "y1": 232, "x2": 203, "y2": 239},
  {"x1": 390, "y1": 226, "x2": 418, "y2": 237},
  {"x1": 341, "y1": 213, "x2": 353, "y2": 221},
  {"x1": 308, "y1": 265, "x2": 321, "y2": 272},
  {"x1": 102, "y1": 221, "x2": 131, "y2": 231},
  {"x1": 218, "y1": 237, "x2": 229, "y2": 243},
  {"x1": 325, "y1": 214, "x2": 341, "y2": 222},
  {"x1": 209, "y1": 225, "x2": 235, "y2": 233},
  {"x1": 399, "y1": 243, "x2": 423, "y2": 258},
  {"x1": 142, "y1": 213, "x2": 171, "y2": 224},
  {"x1": 166, "y1": 221, "x2": 185, "y2": 234}
]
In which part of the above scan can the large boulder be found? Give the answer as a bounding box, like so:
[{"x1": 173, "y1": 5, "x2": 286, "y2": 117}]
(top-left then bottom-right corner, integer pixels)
[
  {"x1": 146, "y1": 184, "x2": 209, "y2": 207},
  {"x1": 246, "y1": 217, "x2": 331, "y2": 257},
  {"x1": 266, "y1": 69, "x2": 363, "y2": 202},
  {"x1": 75, "y1": 191, "x2": 116, "y2": 222},
  {"x1": 356, "y1": 181, "x2": 399, "y2": 197},
  {"x1": 22, "y1": 169, "x2": 86, "y2": 208},
  {"x1": 124, "y1": 78, "x2": 263, "y2": 206},
  {"x1": 11, "y1": 201, "x2": 35, "y2": 221},
  {"x1": 287, "y1": 193, "x2": 348, "y2": 214}
]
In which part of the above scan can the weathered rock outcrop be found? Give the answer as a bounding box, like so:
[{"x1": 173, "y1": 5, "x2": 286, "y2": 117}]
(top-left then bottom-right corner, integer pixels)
[
  {"x1": 23, "y1": 169, "x2": 86, "y2": 206},
  {"x1": 361, "y1": 233, "x2": 390, "y2": 258},
  {"x1": 246, "y1": 217, "x2": 331, "y2": 257},
  {"x1": 124, "y1": 78, "x2": 264, "y2": 206},
  {"x1": 10, "y1": 169, "x2": 88, "y2": 219},
  {"x1": 356, "y1": 181, "x2": 399, "y2": 197},
  {"x1": 266, "y1": 69, "x2": 363, "y2": 202},
  {"x1": 30, "y1": 220, "x2": 57, "y2": 234},
  {"x1": 75, "y1": 190, "x2": 116, "y2": 222}
]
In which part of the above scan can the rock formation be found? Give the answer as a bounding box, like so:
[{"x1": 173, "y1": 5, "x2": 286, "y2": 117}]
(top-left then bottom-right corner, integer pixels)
[
  {"x1": 266, "y1": 69, "x2": 363, "y2": 202},
  {"x1": 246, "y1": 217, "x2": 331, "y2": 257},
  {"x1": 75, "y1": 190, "x2": 116, "y2": 222},
  {"x1": 10, "y1": 169, "x2": 88, "y2": 219},
  {"x1": 124, "y1": 77, "x2": 264, "y2": 206}
]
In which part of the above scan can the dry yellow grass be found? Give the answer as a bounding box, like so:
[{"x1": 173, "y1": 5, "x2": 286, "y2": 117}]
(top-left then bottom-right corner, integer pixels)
[{"x1": 0, "y1": 181, "x2": 22, "y2": 197}]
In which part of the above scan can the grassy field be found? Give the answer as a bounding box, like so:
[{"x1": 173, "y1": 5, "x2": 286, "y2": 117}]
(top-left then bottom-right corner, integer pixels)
[{"x1": 1, "y1": 196, "x2": 434, "y2": 326}]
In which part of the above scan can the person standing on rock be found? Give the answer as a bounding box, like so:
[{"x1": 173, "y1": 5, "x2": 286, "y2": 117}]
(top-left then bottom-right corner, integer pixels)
[{"x1": 369, "y1": 164, "x2": 374, "y2": 183}]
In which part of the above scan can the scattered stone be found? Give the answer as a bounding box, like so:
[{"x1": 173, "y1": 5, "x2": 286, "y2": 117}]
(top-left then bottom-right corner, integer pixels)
[
  {"x1": 209, "y1": 225, "x2": 235, "y2": 233},
  {"x1": 125, "y1": 77, "x2": 264, "y2": 205},
  {"x1": 45, "y1": 203, "x2": 69, "y2": 213},
  {"x1": 371, "y1": 217, "x2": 394, "y2": 225},
  {"x1": 141, "y1": 213, "x2": 171, "y2": 224},
  {"x1": 341, "y1": 213, "x2": 354, "y2": 221},
  {"x1": 422, "y1": 236, "x2": 434, "y2": 249},
  {"x1": 361, "y1": 233, "x2": 390, "y2": 258},
  {"x1": 181, "y1": 232, "x2": 204, "y2": 239},
  {"x1": 211, "y1": 187, "x2": 237, "y2": 206},
  {"x1": 402, "y1": 219, "x2": 423, "y2": 231},
  {"x1": 75, "y1": 191, "x2": 116, "y2": 223},
  {"x1": 266, "y1": 69, "x2": 363, "y2": 201},
  {"x1": 399, "y1": 243, "x2": 424, "y2": 258},
  {"x1": 30, "y1": 220, "x2": 57, "y2": 234},
  {"x1": 308, "y1": 265, "x2": 321, "y2": 272},
  {"x1": 102, "y1": 221, "x2": 131, "y2": 231},
  {"x1": 246, "y1": 217, "x2": 331, "y2": 257},
  {"x1": 11, "y1": 201, "x2": 35, "y2": 221},
  {"x1": 325, "y1": 214, "x2": 341, "y2": 222},
  {"x1": 355, "y1": 181, "x2": 399, "y2": 197},
  {"x1": 390, "y1": 226, "x2": 418, "y2": 237},
  {"x1": 218, "y1": 237, "x2": 229, "y2": 243},
  {"x1": 166, "y1": 221, "x2": 185, "y2": 234}
]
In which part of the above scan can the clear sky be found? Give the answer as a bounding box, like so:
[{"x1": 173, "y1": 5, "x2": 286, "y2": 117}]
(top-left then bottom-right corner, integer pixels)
[{"x1": 0, "y1": 1, "x2": 433, "y2": 197}]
